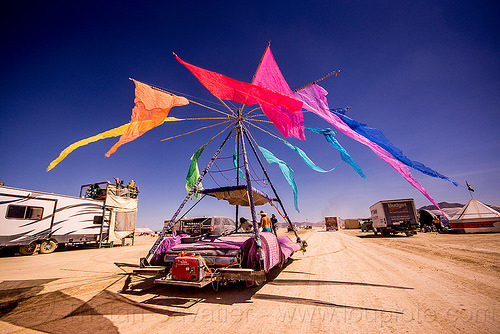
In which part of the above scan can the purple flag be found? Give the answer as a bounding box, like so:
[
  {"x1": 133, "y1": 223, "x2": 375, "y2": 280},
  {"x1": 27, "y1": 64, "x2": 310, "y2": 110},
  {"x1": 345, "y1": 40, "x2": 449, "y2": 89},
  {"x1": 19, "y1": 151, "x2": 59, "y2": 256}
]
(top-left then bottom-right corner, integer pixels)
[{"x1": 295, "y1": 84, "x2": 444, "y2": 215}]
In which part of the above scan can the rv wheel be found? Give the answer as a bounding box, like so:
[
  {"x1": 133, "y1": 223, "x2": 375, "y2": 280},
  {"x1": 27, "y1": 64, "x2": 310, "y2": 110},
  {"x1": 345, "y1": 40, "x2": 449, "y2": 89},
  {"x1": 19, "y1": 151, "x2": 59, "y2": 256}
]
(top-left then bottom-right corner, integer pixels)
[
  {"x1": 19, "y1": 243, "x2": 37, "y2": 256},
  {"x1": 40, "y1": 240, "x2": 57, "y2": 254}
]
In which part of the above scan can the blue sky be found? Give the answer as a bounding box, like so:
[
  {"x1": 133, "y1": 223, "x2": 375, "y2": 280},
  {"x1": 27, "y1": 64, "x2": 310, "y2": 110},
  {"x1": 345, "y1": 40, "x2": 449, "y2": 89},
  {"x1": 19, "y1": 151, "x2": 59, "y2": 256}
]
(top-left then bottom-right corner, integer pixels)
[{"x1": 1, "y1": 1, "x2": 499, "y2": 230}]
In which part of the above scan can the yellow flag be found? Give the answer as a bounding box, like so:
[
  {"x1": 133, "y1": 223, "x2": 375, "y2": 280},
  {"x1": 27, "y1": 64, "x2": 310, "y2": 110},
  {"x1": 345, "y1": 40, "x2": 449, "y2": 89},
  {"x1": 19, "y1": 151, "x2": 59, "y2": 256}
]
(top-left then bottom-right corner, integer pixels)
[{"x1": 47, "y1": 117, "x2": 183, "y2": 171}]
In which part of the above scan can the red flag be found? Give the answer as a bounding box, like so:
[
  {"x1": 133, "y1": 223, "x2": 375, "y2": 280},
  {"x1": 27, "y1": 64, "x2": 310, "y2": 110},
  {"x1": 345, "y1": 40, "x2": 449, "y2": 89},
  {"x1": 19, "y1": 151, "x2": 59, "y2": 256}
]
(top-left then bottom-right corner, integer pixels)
[{"x1": 176, "y1": 55, "x2": 304, "y2": 138}]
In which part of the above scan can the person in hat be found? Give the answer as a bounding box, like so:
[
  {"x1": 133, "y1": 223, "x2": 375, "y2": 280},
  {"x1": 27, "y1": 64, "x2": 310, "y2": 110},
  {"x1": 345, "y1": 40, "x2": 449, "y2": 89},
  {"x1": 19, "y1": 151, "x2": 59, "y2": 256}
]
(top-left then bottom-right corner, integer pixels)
[{"x1": 259, "y1": 210, "x2": 272, "y2": 232}]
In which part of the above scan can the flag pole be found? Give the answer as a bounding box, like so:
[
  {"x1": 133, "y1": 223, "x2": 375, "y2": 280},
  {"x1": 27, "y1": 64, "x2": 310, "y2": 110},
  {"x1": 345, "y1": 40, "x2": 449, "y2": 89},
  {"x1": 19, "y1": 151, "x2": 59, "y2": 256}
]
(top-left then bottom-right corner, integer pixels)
[{"x1": 292, "y1": 69, "x2": 341, "y2": 93}]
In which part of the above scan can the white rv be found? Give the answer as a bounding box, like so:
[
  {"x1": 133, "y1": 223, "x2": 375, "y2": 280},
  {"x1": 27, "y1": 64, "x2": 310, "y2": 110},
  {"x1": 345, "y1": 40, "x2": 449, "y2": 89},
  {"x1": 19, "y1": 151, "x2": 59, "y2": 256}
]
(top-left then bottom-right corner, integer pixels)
[{"x1": 0, "y1": 181, "x2": 138, "y2": 255}]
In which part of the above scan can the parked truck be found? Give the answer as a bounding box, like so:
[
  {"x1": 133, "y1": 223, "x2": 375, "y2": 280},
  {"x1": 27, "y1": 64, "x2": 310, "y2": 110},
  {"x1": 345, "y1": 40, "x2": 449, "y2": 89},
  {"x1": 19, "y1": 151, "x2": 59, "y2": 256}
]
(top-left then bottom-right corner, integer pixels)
[
  {"x1": 324, "y1": 216, "x2": 338, "y2": 231},
  {"x1": 0, "y1": 180, "x2": 138, "y2": 255},
  {"x1": 370, "y1": 199, "x2": 418, "y2": 236}
]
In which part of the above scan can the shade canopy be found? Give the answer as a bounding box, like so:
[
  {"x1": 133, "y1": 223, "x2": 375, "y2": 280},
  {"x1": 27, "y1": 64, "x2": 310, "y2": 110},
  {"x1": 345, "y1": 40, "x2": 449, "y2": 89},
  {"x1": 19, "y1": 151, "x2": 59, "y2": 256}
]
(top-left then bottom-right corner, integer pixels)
[
  {"x1": 451, "y1": 199, "x2": 500, "y2": 221},
  {"x1": 197, "y1": 185, "x2": 274, "y2": 206}
]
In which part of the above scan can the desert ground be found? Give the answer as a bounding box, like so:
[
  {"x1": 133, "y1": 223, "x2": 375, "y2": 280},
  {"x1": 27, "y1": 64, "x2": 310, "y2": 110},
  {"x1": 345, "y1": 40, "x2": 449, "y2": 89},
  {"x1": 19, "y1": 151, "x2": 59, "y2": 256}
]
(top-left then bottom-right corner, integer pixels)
[{"x1": 1, "y1": 228, "x2": 498, "y2": 333}]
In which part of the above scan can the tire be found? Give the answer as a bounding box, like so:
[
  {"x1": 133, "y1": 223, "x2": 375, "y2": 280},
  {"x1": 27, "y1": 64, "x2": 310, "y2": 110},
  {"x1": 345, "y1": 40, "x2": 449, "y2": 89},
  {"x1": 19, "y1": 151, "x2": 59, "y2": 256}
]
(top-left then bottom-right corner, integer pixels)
[
  {"x1": 253, "y1": 280, "x2": 264, "y2": 287},
  {"x1": 19, "y1": 243, "x2": 37, "y2": 256},
  {"x1": 40, "y1": 240, "x2": 57, "y2": 254}
]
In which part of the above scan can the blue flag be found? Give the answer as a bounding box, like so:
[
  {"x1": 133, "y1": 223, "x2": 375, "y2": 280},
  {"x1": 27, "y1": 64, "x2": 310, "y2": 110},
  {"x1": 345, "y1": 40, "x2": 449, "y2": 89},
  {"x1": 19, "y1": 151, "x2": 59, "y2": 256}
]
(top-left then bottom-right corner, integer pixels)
[
  {"x1": 305, "y1": 127, "x2": 365, "y2": 179},
  {"x1": 259, "y1": 146, "x2": 299, "y2": 212}
]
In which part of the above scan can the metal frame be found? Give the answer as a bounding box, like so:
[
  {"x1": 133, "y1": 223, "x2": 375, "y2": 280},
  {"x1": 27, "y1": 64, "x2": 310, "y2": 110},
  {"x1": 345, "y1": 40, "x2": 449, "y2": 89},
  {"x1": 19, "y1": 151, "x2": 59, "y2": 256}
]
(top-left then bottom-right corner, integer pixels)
[{"x1": 142, "y1": 113, "x2": 305, "y2": 275}]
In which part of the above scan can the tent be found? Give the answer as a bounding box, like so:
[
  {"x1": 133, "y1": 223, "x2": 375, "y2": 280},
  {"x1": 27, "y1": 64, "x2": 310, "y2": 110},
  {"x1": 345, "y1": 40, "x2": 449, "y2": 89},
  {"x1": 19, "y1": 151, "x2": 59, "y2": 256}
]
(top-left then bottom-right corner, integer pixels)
[
  {"x1": 449, "y1": 199, "x2": 500, "y2": 233},
  {"x1": 418, "y1": 209, "x2": 438, "y2": 227},
  {"x1": 135, "y1": 227, "x2": 155, "y2": 235}
]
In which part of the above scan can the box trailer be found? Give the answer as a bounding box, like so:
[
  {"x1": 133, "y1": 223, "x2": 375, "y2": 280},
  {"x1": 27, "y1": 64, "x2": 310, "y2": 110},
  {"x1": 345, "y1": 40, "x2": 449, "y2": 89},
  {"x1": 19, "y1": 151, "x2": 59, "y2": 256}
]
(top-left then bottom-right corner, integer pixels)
[
  {"x1": 324, "y1": 217, "x2": 338, "y2": 231},
  {"x1": 0, "y1": 181, "x2": 138, "y2": 255},
  {"x1": 343, "y1": 219, "x2": 360, "y2": 229},
  {"x1": 370, "y1": 199, "x2": 418, "y2": 236}
]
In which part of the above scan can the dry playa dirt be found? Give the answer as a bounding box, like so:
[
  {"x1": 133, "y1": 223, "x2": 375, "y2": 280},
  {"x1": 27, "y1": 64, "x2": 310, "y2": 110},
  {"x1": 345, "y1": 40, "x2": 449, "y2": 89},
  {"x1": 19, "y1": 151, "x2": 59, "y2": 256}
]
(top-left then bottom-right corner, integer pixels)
[{"x1": 0, "y1": 229, "x2": 498, "y2": 333}]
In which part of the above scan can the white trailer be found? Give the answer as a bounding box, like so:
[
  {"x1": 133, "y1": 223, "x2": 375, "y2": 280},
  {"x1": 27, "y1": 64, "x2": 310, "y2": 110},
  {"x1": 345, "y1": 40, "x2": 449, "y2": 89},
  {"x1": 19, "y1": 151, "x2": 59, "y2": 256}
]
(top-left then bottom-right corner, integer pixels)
[
  {"x1": 370, "y1": 199, "x2": 418, "y2": 236},
  {"x1": 0, "y1": 181, "x2": 138, "y2": 255}
]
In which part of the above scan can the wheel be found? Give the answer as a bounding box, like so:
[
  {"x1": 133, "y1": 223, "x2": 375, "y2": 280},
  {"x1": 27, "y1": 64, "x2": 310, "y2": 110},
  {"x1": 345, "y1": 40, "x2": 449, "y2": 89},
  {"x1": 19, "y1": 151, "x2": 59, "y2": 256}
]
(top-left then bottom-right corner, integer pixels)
[
  {"x1": 19, "y1": 243, "x2": 37, "y2": 256},
  {"x1": 40, "y1": 240, "x2": 57, "y2": 254},
  {"x1": 253, "y1": 280, "x2": 264, "y2": 287}
]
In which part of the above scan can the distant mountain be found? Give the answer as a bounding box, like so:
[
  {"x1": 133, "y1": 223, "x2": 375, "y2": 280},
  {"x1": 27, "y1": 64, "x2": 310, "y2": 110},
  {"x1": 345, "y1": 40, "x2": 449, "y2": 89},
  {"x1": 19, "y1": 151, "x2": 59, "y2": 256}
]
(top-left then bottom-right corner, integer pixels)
[
  {"x1": 419, "y1": 202, "x2": 464, "y2": 210},
  {"x1": 278, "y1": 220, "x2": 324, "y2": 228},
  {"x1": 419, "y1": 201, "x2": 500, "y2": 212}
]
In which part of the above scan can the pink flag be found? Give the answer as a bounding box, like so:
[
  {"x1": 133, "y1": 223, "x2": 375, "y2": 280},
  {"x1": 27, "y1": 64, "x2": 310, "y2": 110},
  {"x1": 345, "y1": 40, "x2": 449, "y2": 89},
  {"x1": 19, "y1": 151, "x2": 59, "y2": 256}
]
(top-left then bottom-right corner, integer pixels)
[
  {"x1": 252, "y1": 46, "x2": 305, "y2": 139},
  {"x1": 295, "y1": 84, "x2": 444, "y2": 214},
  {"x1": 176, "y1": 54, "x2": 304, "y2": 139}
]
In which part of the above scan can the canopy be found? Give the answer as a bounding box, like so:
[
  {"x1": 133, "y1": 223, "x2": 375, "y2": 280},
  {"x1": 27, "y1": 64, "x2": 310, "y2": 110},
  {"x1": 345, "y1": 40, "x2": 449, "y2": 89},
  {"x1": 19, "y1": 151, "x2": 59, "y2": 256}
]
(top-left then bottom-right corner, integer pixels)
[
  {"x1": 449, "y1": 199, "x2": 500, "y2": 233},
  {"x1": 419, "y1": 209, "x2": 437, "y2": 226},
  {"x1": 451, "y1": 199, "x2": 500, "y2": 221},
  {"x1": 197, "y1": 185, "x2": 274, "y2": 206}
]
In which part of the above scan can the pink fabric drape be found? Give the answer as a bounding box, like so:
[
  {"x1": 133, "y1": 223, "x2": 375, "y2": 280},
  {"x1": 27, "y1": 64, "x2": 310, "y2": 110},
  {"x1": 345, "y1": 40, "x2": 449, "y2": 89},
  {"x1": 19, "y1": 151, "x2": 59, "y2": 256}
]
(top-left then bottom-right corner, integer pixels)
[
  {"x1": 252, "y1": 46, "x2": 305, "y2": 139},
  {"x1": 176, "y1": 55, "x2": 304, "y2": 139},
  {"x1": 295, "y1": 84, "x2": 443, "y2": 215}
]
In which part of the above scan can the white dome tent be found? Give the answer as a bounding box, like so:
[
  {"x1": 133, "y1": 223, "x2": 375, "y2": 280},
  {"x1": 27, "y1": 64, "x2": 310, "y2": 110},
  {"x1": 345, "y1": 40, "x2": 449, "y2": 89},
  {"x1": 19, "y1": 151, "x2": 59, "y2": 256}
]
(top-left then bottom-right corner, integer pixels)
[{"x1": 449, "y1": 199, "x2": 500, "y2": 233}]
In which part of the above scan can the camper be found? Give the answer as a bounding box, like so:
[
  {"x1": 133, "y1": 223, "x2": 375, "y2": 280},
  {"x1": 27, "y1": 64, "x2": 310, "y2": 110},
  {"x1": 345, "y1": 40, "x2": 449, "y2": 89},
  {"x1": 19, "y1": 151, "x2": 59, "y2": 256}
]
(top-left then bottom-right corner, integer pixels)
[
  {"x1": 370, "y1": 199, "x2": 418, "y2": 236},
  {"x1": 0, "y1": 181, "x2": 138, "y2": 255}
]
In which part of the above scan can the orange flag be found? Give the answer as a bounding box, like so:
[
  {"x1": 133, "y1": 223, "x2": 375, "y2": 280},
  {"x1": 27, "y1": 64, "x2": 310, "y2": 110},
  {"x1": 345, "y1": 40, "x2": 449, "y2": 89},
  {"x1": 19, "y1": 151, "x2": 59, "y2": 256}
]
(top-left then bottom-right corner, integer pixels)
[{"x1": 105, "y1": 79, "x2": 189, "y2": 157}]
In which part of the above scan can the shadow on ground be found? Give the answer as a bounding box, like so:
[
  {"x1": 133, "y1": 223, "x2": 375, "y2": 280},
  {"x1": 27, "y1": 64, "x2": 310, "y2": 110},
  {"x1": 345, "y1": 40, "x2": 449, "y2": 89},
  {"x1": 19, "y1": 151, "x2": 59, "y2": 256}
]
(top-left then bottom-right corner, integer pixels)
[
  {"x1": 0, "y1": 278, "x2": 191, "y2": 334},
  {"x1": 119, "y1": 259, "x2": 295, "y2": 307}
]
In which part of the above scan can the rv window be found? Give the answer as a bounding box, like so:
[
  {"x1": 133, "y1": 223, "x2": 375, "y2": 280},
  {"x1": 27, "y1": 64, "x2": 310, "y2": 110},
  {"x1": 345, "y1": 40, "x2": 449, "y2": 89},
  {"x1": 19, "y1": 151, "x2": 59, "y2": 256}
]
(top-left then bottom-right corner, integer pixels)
[
  {"x1": 6, "y1": 205, "x2": 44, "y2": 220},
  {"x1": 26, "y1": 207, "x2": 44, "y2": 219},
  {"x1": 6, "y1": 205, "x2": 25, "y2": 219}
]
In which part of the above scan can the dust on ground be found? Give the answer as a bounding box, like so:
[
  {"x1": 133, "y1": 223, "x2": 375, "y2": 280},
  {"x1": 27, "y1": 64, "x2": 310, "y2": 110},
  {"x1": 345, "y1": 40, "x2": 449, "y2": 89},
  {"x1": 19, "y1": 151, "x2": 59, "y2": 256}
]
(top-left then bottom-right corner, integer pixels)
[{"x1": 1, "y1": 229, "x2": 498, "y2": 333}]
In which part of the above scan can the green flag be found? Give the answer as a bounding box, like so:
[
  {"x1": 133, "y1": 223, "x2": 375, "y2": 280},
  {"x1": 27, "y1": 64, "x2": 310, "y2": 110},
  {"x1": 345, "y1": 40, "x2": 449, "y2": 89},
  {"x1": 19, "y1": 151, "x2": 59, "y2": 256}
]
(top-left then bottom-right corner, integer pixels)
[{"x1": 185, "y1": 144, "x2": 208, "y2": 198}]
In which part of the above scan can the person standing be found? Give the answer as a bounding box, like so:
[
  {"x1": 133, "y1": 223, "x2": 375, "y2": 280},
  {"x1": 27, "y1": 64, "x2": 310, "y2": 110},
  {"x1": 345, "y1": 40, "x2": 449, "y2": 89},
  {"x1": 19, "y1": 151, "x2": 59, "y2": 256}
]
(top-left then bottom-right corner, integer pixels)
[
  {"x1": 433, "y1": 216, "x2": 442, "y2": 233},
  {"x1": 259, "y1": 210, "x2": 272, "y2": 232},
  {"x1": 271, "y1": 214, "x2": 278, "y2": 232}
]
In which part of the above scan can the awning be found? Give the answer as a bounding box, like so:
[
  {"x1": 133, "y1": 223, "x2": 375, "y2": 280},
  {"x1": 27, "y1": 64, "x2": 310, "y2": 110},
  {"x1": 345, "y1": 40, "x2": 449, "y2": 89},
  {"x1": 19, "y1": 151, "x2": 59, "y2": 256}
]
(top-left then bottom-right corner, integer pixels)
[{"x1": 197, "y1": 185, "x2": 274, "y2": 206}]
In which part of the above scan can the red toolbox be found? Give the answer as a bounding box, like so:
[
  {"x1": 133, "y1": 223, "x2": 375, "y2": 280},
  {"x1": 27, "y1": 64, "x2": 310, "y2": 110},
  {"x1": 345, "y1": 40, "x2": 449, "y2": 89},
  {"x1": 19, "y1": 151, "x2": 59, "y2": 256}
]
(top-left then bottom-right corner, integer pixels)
[{"x1": 171, "y1": 256, "x2": 206, "y2": 281}]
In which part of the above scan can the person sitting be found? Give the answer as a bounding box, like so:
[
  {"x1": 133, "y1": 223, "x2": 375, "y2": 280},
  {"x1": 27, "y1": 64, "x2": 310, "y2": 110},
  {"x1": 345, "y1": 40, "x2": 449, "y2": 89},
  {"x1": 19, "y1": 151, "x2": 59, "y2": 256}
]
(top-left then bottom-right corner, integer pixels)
[
  {"x1": 238, "y1": 217, "x2": 253, "y2": 232},
  {"x1": 259, "y1": 210, "x2": 272, "y2": 232}
]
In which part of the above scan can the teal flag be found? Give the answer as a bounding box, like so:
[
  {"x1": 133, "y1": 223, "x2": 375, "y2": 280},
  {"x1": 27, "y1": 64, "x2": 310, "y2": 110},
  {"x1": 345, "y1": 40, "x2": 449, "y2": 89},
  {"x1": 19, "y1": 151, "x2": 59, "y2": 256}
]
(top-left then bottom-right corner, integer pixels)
[
  {"x1": 233, "y1": 144, "x2": 246, "y2": 179},
  {"x1": 279, "y1": 138, "x2": 340, "y2": 173},
  {"x1": 259, "y1": 146, "x2": 299, "y2": 212},
  {"x1": 185, "y1": 144, "x2": 207, "y2": 198},
  {"x1": 305, "y1": 127, "x2": 365, "y2": 179}
]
